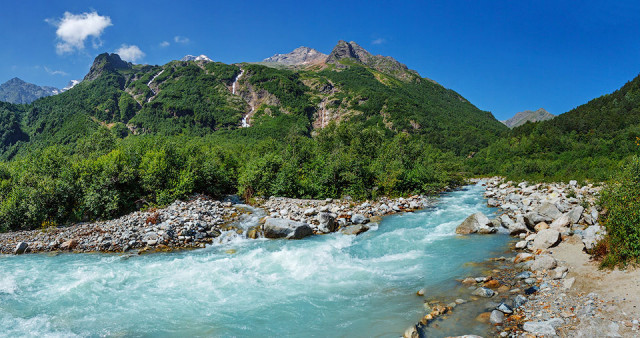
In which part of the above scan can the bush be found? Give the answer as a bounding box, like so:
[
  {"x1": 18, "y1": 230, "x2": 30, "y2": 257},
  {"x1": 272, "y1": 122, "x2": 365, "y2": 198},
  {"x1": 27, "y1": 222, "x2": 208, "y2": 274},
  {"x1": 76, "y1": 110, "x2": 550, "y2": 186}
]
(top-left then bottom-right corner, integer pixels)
[{"x1": 599, "y1": 155, "x2": 640, "y2": 267}]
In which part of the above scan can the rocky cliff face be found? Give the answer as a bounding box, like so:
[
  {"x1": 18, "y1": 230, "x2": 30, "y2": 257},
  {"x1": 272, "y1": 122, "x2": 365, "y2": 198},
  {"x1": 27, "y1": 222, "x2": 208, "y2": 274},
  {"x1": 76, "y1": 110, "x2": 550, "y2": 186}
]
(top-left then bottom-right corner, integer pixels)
[
  {"x1": 0, "y1": 77, "x2": 60, "y2": 104},
  {"x1": 263, "y1": 47, "x2": 327, "y2": 66},
  {"x1": 326, "y1": 40, "x2": 419, "y2": 81},
  {"x1": 84, "y1": 53, "x2": 132, "y2": 82},
  {"x1": 502, "y1": 108, "x2": 555, "y2": 128}
]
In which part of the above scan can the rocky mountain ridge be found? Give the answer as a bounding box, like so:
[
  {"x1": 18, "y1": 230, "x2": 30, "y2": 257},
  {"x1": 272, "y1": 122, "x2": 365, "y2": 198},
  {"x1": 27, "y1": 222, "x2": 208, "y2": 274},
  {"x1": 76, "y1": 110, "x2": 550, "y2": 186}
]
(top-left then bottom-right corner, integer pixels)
[
  {"x1": 263, "y1": 46, "x2": 327, "y2": 66},
  {"x1": 0, "y1": 77, "x2": 60, "y2": 104},
  {"x1": 181, "y1": 54, "x2": 213, "y2": 62},
  {"x1": 502, "y1": 108, "x2": 554, "y2": 128}
]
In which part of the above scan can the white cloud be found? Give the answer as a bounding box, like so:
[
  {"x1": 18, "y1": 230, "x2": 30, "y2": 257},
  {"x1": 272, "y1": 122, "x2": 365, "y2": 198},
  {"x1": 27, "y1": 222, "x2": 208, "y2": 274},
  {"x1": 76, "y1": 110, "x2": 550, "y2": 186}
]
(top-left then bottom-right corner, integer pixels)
[
  {"x1": 44, "y1": 66, "x2": 69, "y2": 76},
  {"x1": 159, "y1": 41, "x2": 170, "y2": 47},
  {"x1": 115, "y1": 44, "x2": 145, "y2": 62},
  {"x1": 47, "y1": 11, "x2": 112, "y2": 54},
  {"x1": 372, "y1": 38, "x2": 386, "y2": 45},
  {"x1": 174, "y1": 36, "x2": 190, "y2": 44}
]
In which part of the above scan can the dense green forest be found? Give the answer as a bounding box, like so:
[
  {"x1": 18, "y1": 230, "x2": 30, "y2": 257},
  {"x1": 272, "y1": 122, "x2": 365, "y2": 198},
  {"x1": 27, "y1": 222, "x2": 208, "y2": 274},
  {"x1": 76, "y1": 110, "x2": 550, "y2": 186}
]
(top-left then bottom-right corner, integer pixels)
[{"x1": 467, "y1": 73, "x2": 640, "y2": 182}]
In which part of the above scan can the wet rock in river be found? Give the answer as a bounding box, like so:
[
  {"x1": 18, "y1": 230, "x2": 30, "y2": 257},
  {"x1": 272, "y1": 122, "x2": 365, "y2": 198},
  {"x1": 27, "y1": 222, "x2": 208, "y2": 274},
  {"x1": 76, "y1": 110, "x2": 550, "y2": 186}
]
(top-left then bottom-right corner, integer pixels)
[
  {"x1": 472, "y1": 287, "x2": 496, "y2": 298},
  {"x1": 456, "y1": 212, "x2": 494, "y2": 235},
  {"x1": 14, "y1": 242, "x2": 28, "y2": 255},
  {"x1": 263, "y1": 218, "x2": 313, "y2": 240}
]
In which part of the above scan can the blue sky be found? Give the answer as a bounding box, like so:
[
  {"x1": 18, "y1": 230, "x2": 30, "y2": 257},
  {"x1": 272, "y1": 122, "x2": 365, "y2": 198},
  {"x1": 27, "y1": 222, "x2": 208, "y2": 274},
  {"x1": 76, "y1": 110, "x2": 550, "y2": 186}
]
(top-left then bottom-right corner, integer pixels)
[{"x1": 1, "y1": 0, "x2": 639, "y2": 120}]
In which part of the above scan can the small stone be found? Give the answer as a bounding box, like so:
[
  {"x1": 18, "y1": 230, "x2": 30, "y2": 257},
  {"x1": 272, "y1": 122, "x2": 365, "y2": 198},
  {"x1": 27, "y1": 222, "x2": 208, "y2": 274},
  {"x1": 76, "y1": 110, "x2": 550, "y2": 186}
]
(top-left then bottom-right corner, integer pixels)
[
  {"x1": 472, "y1": 287, "x2": 496, "y2": 298},
  {"x1": 497, "y1": 303, "x2": 513, "y2": 314},
  {"x1": 513, "y1": 294, "x2": 528, "y2": 308},
  {"x1": 490, "y1": 310, "x2": 505, "y2": 324},
  {"x1": 562, "y1": 277, "x2": 575, "y2": 290},
  {"x1": 416, "y1": 288, "x2": 426, "y2": 296}
]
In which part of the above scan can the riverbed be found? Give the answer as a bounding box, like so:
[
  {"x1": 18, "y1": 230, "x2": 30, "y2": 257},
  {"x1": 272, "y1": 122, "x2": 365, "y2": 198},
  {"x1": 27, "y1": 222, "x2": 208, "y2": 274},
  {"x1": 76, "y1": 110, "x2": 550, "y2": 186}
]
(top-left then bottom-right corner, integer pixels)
[{"x1": 0, "y1": 184, "x2": 510, "y2": 337}]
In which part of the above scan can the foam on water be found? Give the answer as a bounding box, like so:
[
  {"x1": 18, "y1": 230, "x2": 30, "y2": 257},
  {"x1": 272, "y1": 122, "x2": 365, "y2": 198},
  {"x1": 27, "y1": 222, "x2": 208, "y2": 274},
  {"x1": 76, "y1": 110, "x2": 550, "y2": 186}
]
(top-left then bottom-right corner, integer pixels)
[{"x1": 0, "y1": 183, "x2": 509, "y2": 337}]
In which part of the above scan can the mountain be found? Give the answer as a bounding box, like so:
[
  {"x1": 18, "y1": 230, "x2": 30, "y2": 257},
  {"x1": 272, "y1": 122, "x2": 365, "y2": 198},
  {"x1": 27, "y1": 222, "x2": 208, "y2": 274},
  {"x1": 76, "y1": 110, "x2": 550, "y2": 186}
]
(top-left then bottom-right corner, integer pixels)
[
  {"x1": 0, "y1": 41, "x2": 507, "y2": 159},
  {"x1": 62, "y1": 80, "x2": 81, "y2": 92},
  {"x1": 325, "y1": 40, "x2": 420, "y2": 82},
  {"x1": 181, "y1": 55, "x2": 213, "y2": 62},
  {"x1": 0, "y1": 41, "x2": 509, "y2": 230},
  {"x1": 263, "y1": 47, "x2": 327, "y2": 66},
  {"x1": 0, "y1": 77, "x2": 60, "y2": 104},
  {"x1": 469, "y1": 72, "x2": 640, "y2": 181},
  {"x1": 501, "y1": 108, "x2": 554, "y2": 128}
]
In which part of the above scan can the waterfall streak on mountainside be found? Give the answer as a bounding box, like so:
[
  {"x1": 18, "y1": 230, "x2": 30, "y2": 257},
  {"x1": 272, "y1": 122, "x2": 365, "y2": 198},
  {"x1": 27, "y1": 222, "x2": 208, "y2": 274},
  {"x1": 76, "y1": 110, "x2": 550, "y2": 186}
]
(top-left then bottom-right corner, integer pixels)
[
  {"x1": 147, "y1": 70, "x2": 165, "y2": 102},
  {"x1": 232, "y1": 69, "x2": 244, "y2": 95}
]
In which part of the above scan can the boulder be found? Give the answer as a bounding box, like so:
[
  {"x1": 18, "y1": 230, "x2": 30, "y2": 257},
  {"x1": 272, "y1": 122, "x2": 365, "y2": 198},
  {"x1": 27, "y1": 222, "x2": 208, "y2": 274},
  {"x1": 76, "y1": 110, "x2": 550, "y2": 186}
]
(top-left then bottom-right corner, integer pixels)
[
  {"x1": 538, "y1": 202, "x2": 563, "y2": 220},
  {"x1": 14, "y1": 242, "x2": 28, "y2": 255},
  {"x1": 340, "y1": 224, "x2": 370, "y2": 236},
  {"x1": 487, "y1": 198, "x2": 500, "y2": 207},
  {"x1": 534, "y1": 222, "x2": 549, "y2": 232},
  {"x1": 501, "y1": 214, "x2": 527, "y2": 235},
  {"x1": 60, "y1": 239, "x2": 78, "y2": 251},
  {"x1": 550, "y1": 213, "x2": 571, "y2": 229},
  {"x1": 523, "y1": 318, "x2": 564, "y2": 336},
  {"x1": 263, "y1": 218, "x2": 313, "y2": 240},
  {"x1": 532, "y1": 228, "x2": 561, "y2": 249},
  {"x1": 456, "y1": 212, "x2": 492, "y2": 235},
  {"x1": 530, "y1": 255, "x2": 557, "y2": 271},
  {"x1": 525, "y1": 202, "x2": 562, "y2": 226},
  {"x1": 316, "y1": 212, "x2": 336, "y2": 233},
  {"x1": 568, "y1": 206, "x2": 584, "y2": 224},
  {"x1": 351, "y1": 214, "x2": 369, "y2": 224},
  {"x1": 582, "y1": 225, "x2": 605, "y2": 251}
]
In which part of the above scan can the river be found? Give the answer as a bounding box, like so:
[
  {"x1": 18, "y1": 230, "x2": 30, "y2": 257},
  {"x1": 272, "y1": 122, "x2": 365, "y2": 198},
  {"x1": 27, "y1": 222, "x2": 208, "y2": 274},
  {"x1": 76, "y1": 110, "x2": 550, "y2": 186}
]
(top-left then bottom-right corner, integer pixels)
[{"x1": 0, "y1": 183, "x2": 510, "y2": 337}]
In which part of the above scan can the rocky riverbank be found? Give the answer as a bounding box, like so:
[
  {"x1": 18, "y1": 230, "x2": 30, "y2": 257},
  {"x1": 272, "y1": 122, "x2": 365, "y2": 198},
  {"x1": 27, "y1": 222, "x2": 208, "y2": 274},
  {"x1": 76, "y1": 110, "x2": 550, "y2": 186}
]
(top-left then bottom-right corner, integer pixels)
[
  {"x1": 1, "y1": 193, "x2": 436, "y2": 255},
  {"x1": 404, "y1": 177, "x2": 639, "y2": 338},
  {"x1": 254, "y1": 194, "x2": 436, "y2": 238}
]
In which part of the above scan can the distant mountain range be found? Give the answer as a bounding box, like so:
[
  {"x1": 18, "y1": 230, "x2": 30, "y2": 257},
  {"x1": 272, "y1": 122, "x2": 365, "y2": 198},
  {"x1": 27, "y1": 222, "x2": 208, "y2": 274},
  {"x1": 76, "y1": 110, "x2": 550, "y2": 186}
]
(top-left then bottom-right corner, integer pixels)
[
  {"x1": 0, "y1": 78, "x2": 61, "y2": 104},
  {"x1": 263, "y1": 46, "x2": 327, "y2": 65},
  {"x1": 501, "y1": 108, "x2": 554, "y2": 128},
  {"x1": 0, "y1": 78, "x2": 82, "y2": 104},
  {"x1": 180, "y1": 55, "x2": 213, "y2": 62}
]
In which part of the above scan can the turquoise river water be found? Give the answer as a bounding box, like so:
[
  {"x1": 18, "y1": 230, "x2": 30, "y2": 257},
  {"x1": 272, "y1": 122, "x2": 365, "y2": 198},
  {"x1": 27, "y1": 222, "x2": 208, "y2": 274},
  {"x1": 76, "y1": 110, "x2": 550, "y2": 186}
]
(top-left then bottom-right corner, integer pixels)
[{"x1": 0, "y1": 183, "x2": 511, "y2": 337}]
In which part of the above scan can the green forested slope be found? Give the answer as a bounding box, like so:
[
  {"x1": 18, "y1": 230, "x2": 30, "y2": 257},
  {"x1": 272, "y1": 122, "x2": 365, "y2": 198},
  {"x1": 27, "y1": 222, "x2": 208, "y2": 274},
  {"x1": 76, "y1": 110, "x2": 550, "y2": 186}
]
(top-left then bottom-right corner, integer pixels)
[
  {"x1": 0, "y1": 47, "x2": 507, "y2": 231},
  {"x1": 468, "y1": 73, "x2": 640, "y2": 181}
]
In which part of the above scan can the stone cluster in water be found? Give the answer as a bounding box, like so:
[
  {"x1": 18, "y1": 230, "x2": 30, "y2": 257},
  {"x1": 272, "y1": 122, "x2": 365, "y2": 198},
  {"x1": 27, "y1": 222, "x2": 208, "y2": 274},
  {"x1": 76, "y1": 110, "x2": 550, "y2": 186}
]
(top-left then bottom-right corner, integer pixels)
[
  {"x1": 255, "y1": 195, "x2": 435, "y2": 238},
  {"x1": 1, "y1": 196, "x2": 245, "y2": 254}
]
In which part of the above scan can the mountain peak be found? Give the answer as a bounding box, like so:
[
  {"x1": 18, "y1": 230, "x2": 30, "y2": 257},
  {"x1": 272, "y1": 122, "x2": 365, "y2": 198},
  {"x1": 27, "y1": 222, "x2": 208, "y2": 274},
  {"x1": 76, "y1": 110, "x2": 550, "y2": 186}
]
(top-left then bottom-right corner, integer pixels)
[
  {"x1": 502, "y1": 108, "x2": 554, "y2": 128},
  {"x1": 84, "y1": 53, "x2": 132, "y2": 82},
  {"x1": 181, "y1": 55, "x2": 213, "y2": 62},
  {"x1": 263, "y1": 46, "x2": 327, "y2": 66},
  {"x1": 326, "y1": 40, "x2": 419, "y2": 81},
  {"x1": 0, "y1": 77, "x2": 60, "y2": 104},
  {"x1": 326, "y1": 40, "x2": 372, "y2": 64}
]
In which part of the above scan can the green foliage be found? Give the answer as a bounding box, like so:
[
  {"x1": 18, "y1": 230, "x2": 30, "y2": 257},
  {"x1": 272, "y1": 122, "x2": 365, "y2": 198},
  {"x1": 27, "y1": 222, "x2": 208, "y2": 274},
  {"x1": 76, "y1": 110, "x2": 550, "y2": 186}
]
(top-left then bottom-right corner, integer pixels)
[
  {"x1": 599, "y1": 155, "x2": 640, "y2": 267},
  {"x1": 467, "y1": 73, "x2": 640, "y2": 182}
]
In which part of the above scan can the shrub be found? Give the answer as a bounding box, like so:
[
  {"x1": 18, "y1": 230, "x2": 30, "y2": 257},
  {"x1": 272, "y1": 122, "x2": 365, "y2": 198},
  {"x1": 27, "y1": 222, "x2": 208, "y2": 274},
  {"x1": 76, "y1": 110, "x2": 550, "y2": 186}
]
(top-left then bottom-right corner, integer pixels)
[{"x1": 599, "y1": 155, "x2": 640, "y2": 267}]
